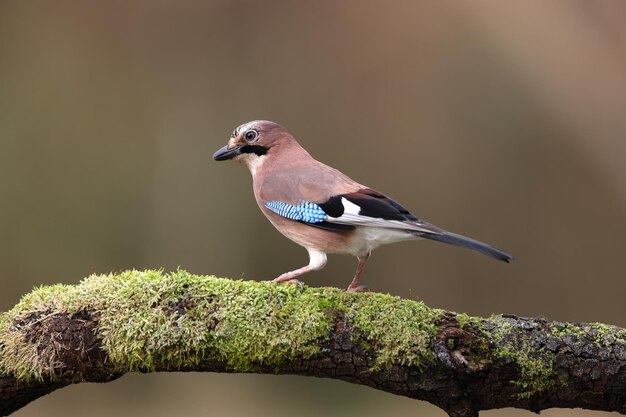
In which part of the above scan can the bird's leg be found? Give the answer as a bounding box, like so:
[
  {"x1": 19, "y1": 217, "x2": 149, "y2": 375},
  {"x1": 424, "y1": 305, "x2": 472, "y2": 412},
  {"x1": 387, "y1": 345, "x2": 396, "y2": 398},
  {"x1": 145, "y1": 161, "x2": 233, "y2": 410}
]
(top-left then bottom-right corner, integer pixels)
[
  {"x1": 347, "y1": 252, "x2": 370, "y2": 292},
  {"x1": 272, "y1": 266, "x2": 312, "y2": 283},
  {"x1": 271, "y1": 249, "x2": 327, "y2": 287},
  {"x1": 272, "y1": 266, "x2": 313, "y2": 290}
]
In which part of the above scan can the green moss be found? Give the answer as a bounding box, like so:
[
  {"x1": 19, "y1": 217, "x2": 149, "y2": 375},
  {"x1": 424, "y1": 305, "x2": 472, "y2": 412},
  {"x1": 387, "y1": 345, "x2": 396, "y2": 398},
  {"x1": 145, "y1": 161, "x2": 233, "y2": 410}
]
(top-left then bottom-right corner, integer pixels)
[
  {"x1": 482, "y1": 318, "x2": 626, "y2": 399},
  {"x1": 5, "y1": 270, "x2": 623, "y2": 394},
  {"x1": 455, "y1": 312, "x2": 471, "y2": 328},
  {"x1": 550, "y1": 322, "x2": 586, "y2": 339},
  {"x1": 0, "y1": 270, "x2": 443, "y2": 382},
  {"x1": 550, "y1": 321, "x2": 626, "y2": 348},
  {"x1": 340, "y1": 292, "x2": 443, "y2": 368},
  {"x1": 0, "y1": 271, "x2": 335, "y2": 380},
  {"x1": 0, "y1": 282, "x2": 91, "y2": 381},
  {"x1": 4, "y1": 270, "x2": 623, "y2": 392},
  {"x1": 589, "y1": 322, "x2": 626, "y2": 347},
  {"x1": 488, "y1": 315, "x2": 557, "y2": 399}
]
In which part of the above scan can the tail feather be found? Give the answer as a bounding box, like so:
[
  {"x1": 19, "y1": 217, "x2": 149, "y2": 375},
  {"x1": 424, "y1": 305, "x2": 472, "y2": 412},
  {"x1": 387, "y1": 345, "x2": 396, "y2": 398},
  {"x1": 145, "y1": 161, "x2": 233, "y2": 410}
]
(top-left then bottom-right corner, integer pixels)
[{"x1": 415, "y1": 231, "x2": 513, "y2": 262}]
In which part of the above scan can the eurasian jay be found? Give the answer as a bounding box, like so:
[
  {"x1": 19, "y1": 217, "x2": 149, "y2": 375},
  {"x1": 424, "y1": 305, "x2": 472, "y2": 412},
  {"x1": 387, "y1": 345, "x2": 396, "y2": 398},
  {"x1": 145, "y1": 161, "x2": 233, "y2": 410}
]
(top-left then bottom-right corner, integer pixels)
[{"x1": 213, "y1": 120, "x2": 513, "y2": 292}]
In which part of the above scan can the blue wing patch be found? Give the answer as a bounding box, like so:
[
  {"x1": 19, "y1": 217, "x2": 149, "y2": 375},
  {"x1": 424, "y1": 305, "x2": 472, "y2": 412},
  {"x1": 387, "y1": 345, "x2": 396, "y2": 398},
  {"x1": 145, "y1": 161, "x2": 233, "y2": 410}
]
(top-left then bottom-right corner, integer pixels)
[{"x1": 265, "y1": 200, "x2": 327, "y2": 223}]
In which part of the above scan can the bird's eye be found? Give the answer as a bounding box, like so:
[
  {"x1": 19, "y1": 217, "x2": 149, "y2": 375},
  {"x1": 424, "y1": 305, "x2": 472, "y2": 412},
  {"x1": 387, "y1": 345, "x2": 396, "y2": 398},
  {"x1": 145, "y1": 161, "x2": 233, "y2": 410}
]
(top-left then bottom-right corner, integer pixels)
[{"x1": 244, "y1": 130, "x2": 258, "y2": 142}]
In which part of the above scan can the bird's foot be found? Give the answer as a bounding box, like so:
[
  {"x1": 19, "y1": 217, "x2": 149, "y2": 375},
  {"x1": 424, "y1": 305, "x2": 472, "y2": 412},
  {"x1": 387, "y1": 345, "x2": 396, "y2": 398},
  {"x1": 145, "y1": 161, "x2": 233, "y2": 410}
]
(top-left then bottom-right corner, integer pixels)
[
  {"x1": 270, "y1": 277, "x2": 305, "y2": 291},
  {"x1": 346, "y1": 284, "x2": 369, "y2": 293}
]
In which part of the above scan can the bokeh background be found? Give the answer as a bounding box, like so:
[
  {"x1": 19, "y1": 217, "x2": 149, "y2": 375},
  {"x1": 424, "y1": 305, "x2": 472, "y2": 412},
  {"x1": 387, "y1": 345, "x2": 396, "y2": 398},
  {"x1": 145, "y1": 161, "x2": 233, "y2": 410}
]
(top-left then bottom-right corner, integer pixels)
[{"x1": 2, "y1": 1, "x2": 625, "y2": 416}]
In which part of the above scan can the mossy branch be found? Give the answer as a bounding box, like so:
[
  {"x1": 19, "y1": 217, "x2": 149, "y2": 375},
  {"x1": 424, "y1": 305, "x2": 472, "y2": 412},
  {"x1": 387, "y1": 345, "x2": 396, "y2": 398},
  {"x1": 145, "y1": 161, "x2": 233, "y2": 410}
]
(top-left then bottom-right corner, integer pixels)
[{"x1": 1, "y1": 270, "x2": 625, "y2": 417}]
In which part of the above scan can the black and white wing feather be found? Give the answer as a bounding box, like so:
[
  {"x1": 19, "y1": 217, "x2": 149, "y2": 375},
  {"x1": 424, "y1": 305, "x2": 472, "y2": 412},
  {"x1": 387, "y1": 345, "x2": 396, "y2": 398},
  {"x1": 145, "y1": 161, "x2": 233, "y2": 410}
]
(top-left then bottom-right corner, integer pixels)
[
  {"x1": 264, "y1": 188, "x2": 513, "y2": 262},
  {"x1": 317, "y1": 188, "x2": 444, "y2": 234}
]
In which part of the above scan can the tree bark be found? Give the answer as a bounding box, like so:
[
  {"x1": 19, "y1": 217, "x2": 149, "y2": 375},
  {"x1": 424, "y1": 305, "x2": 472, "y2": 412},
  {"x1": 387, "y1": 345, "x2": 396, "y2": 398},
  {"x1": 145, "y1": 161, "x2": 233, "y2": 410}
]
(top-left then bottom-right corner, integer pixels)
[{"x1": 0, "y1": 270, "x2": 624, "y2": 417}]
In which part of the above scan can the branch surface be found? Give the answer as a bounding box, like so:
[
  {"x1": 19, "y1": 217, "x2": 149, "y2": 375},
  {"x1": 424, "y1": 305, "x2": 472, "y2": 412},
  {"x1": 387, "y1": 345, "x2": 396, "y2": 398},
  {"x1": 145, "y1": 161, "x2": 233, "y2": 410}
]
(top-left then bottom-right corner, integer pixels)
[{"x1": 0, "y1": 270, "x2": 624, "y2": 417}]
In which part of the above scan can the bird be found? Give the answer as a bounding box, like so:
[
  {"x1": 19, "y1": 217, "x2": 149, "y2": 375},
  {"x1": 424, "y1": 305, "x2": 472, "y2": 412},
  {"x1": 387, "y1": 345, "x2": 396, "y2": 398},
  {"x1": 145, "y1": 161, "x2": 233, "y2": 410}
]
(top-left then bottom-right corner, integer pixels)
[{"x1": 213, "y1": 120, "x2": 513, "y2": 292}]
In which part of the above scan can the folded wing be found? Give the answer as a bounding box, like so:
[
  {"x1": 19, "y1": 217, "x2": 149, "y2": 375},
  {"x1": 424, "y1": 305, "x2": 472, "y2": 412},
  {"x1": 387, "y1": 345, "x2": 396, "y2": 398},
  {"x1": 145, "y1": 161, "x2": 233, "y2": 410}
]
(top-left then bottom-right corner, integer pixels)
[
  {"x1": 265, "y1": 188, "x2": 443, "y2": 234},
  {"x1": 264, "y1": 188, "x2": 513, "y2": 262}
]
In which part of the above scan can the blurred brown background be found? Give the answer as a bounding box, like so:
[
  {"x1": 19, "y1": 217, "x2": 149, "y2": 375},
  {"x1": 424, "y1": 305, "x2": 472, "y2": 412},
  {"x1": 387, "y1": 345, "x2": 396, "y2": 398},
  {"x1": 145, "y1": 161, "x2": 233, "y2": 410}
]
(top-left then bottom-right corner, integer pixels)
[{"x1": 1, "y1": 1, "x2": 625, "y2": 416}]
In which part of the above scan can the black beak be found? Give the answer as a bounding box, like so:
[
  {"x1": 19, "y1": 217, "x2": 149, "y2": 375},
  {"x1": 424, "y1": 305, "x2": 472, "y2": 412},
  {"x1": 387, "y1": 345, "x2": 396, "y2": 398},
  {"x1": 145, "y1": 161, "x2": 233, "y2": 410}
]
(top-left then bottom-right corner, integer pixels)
[{"x1": 213, "y1": 145, "x2": 241, "y2": 161}]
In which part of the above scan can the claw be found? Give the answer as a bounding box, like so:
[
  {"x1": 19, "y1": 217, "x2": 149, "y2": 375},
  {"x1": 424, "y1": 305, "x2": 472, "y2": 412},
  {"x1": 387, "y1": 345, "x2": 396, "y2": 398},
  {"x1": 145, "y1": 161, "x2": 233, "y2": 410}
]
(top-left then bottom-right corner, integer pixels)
[
  {"x1": 346, "y1": 284, "x2": 369, "y2": 293},
  {"x1": 271, "y1": 277, "x2": 305, "y2": 291}
]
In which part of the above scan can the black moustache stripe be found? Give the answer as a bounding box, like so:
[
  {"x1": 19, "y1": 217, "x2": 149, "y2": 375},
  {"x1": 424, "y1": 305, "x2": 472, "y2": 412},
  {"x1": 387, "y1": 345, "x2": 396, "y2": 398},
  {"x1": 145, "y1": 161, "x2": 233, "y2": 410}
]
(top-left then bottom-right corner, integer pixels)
[{"x1": 240, "y1": 145, "x2": 269, "y2": 156}]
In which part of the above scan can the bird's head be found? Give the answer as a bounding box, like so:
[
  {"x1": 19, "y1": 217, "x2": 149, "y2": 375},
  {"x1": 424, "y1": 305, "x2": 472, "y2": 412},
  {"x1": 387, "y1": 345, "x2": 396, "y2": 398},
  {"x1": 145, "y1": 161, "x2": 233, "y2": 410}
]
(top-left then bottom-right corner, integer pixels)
[{"x1": 213, "y1": 120, "x2": 289, "y2": 174}]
